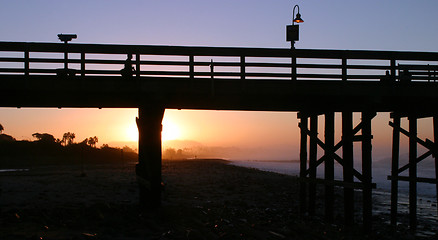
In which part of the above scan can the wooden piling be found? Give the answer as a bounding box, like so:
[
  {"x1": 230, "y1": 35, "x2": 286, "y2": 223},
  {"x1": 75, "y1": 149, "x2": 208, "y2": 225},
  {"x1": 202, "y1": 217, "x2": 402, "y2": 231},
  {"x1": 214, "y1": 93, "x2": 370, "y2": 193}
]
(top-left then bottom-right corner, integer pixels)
[
  {"x1": 308, "y1": 115, "x2": 318, "y2": 215},
  {"x1": 136, "y1": 106, "x2": 165, "y2": 208},
  {"x1": 434, "y1": 116, "x2": 438, "y2": 217},
  {"x1": 408, "y1": 116, "x2": 417, "y2": 230},
  {"x1": 390, "y1": 114, "x2": 401, "y2": 226},
  {"x1": 324, "y1": 112, "x2": 335, "y2": 222},
  {"x1": 362, "y1": 112, "x2": 373, "y2": 231},
  {"x1": 299, "y1": 114, "x2": 308, "y2": 215},
  {"x1": 342, "y1": 111, "x2": 354, "y2": 226}
]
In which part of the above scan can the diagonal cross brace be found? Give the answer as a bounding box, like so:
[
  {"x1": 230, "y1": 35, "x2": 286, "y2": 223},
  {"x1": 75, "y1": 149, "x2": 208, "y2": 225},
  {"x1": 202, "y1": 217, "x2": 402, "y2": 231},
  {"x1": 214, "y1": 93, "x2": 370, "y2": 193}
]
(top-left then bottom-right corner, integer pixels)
[
  {"x1": 397, "y1": 150, "x2": 432, "y2": 174},
  {"x1": 299, "y1": 122, "x2": 365, "y2": 182},
  {"x1": 299, "y1": 120, "x2": 365, "y2": 169},
  {"x1": 389, "y1": 121, "x2": 436, "y2": 151},
  {"x1": 299, "y1": 113, "x2": 376, "y2": 181},
  {"x1": 298, "y1": 112, "x2": 377, "y2": 180}
]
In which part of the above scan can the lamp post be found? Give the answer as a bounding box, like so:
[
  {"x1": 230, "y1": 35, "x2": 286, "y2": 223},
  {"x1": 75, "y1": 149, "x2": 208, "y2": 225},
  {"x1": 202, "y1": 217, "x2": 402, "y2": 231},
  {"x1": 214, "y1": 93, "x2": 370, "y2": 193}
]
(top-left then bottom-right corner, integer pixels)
[
  {"x1": 57, "y1": 34, "x2": 77, "y2": 70},
  {"x1": 286, "y1": 5, "x2": 304, "y2": 81},
  {"x1": 286, "y1": 5, "x2": 304, "y2": 49}
]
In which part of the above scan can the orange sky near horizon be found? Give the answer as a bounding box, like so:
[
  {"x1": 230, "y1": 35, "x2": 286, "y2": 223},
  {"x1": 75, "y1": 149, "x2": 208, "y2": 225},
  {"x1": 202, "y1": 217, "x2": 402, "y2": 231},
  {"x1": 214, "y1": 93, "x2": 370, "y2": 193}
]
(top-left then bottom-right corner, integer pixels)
[
  {"x1": 0, "y1": 107, "x2": 435, "y2": 161},
  {"x1": 0, "y1": 108, "x2": 299, "y2": 151}
]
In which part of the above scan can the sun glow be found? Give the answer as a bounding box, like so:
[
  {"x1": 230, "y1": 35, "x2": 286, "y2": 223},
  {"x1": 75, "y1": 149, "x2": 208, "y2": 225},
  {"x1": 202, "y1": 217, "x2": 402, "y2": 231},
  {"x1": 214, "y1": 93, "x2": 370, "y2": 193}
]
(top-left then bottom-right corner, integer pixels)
[
  {"x1": 126, "y1": 123, "x2": 139, "y2": 141},
  {"x1": 162, "y1": 119, "x2": 181, "y2": 141},
  {"x1": 125, "y1": 118, "x2": 181, "y2": 142}
]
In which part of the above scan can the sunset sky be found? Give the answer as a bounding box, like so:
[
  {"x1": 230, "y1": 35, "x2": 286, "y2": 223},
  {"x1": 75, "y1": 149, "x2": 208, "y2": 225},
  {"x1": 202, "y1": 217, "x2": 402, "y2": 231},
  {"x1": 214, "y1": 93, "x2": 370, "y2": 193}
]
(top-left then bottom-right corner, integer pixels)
[{"x1": 1, "y1": 0, "x2": 438, "y2": 160}]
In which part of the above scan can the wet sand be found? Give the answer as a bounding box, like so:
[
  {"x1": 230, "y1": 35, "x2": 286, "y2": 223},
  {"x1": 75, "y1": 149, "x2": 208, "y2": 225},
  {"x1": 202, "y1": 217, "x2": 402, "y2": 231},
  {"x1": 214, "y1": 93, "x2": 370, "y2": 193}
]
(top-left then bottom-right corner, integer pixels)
[{"x1": 0, "y1": 159, "x2": 436, "y2": 239}]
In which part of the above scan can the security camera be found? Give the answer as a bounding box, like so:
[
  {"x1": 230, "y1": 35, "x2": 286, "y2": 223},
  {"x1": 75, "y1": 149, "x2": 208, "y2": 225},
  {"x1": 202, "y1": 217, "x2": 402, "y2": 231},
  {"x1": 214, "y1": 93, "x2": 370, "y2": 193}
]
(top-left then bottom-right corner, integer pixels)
[{"x1": 58, "y1": 34, "x2": 77, "y2": 42}]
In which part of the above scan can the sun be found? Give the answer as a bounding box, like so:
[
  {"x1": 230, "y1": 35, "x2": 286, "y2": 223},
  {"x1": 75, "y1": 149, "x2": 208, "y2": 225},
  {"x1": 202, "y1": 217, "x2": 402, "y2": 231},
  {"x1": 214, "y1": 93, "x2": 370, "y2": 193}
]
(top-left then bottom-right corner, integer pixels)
[
  {"x1": 126, "y1": 124, "x2": 139, "y2": 141},
  {"x1": 162, "y1": 119, "x2": 181, "y2": 141},
  {"x1": 125, "y1": 119, "x2": 181, "y2": 142}
]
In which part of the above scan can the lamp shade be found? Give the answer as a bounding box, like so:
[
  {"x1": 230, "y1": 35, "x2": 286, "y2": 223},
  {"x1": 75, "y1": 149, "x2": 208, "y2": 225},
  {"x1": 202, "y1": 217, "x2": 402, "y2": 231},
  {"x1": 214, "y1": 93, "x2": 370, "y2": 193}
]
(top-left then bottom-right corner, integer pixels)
[{"x1": 293, "y1": 13, "x2": 304, "y2": 23}]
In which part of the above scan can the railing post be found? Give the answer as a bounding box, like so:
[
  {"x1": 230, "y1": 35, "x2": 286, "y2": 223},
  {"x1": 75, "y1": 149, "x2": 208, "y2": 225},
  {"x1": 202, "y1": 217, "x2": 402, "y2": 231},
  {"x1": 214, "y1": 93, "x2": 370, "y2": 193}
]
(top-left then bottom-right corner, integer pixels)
[
  {"x1": 427, "y1": 64, "x2": 431, "y2": 83},
  {"x1": 189, "y1": 55, "x2": 194, "y2": 86},
  {"x1": 291, "y1": 50, "x2": 297, "y2": 81},
  {"x1": 390, "y1": 59, "x2": 396, "y2": 82},
  {"x1": 210, "y1": 59, "x2": 215, "y2": 97},
  {"x1": 64, "y1": 43, "x2": 68, "y2": 70},
  {"x1": 136, "y1": 53, "x2": 141, "y2": 78},
  {"x1": 81, "y1": 52, "x2": 85, "y2": 77},
  {"x1": 24, "y1": 50, "x2": 29, "y2": 76},
  {"x1": 240, "y1": 55, "x2": 246, "y2": 92},
  {"x1": 342, "y1": 57, "x2": 347, "y2": 81}
]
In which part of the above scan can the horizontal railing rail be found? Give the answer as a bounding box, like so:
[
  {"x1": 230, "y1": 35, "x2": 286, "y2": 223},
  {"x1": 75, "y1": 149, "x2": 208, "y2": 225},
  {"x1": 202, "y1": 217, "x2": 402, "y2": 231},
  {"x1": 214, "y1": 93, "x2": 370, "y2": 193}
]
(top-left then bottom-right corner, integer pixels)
[{"x1": 0, "y1": 41, "x2": 438, "y2": 82}]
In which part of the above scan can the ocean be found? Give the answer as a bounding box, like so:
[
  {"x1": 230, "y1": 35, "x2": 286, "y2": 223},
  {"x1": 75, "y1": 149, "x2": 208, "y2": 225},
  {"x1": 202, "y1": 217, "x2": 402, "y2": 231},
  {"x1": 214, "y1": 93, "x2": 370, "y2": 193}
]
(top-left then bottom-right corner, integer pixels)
[
  {"x1": 229, "y1": 159, "x2": 438, "y2": 229},
  {"x1": 229, "y1": 159, "x2": 437, "y2": 198}
]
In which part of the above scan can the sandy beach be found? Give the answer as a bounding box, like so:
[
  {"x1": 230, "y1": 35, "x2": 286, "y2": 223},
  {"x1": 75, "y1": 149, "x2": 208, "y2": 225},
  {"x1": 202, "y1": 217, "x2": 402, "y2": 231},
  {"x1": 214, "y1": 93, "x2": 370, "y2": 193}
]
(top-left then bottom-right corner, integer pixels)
[{"x1": 0, "y1": 159, "x2": 436, "y2": 239}]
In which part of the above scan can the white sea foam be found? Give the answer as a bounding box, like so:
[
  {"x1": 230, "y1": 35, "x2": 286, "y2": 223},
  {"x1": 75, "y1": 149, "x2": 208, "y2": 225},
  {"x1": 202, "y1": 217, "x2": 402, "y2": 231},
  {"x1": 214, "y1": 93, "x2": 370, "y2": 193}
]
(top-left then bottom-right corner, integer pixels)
[{"x1": 0, "y1": 168, "x2": 29, "y2": 173}]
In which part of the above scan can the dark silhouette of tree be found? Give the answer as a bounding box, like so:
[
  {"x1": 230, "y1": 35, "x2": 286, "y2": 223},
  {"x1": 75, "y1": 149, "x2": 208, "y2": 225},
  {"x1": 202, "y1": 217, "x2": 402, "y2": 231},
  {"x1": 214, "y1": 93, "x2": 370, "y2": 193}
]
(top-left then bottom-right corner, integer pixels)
[
  {"x1": 32, "y1": 133, "x2": 56, "y2": 143},
  {"x1": 163, "y1": 148, "x2": 177, "y2": 159},
  {"x1": 122, "y1": 145, "x2": 136, "y2": 153},
  {"x1": 163, "y1": 147, "x2": 187, "y2": 160},
  {"x1": 0, "y1": 134, "x2": 15, "y2": 142},
  {"x1": 61, "y1": 135, "x2": 66, "y2": 146},
  {"x1": 87, "y1": 136, "x2": 98, "y2": 148},
  {"x1": 62, "y1": 132, "x2": 76, "y2": 146},
  {"x1": 101, "y1": 144, "x2": 110, "y2": 149},
  {"x1": 0, "y1": 124, "x2": 15, "y2": 142},
  {"x1": 79, "y1": 138, "x2": 88, "y2": 146}
]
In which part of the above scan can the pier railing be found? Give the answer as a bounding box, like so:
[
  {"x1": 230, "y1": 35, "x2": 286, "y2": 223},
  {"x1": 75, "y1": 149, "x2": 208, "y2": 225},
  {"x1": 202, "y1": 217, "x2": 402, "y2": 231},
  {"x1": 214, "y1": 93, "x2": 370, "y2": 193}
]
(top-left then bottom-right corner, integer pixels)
[{"x1": 0, "y1": 41, "x2": 438, "y2": 82}]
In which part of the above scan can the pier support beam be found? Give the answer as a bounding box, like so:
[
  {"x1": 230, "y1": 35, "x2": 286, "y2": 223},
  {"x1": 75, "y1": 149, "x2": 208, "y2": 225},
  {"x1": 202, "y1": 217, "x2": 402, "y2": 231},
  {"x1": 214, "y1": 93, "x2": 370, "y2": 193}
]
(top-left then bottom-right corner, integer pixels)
[
  {"x1": 324, "y1": 112, "x2": 335, "y2": 223},
  {"x1": 308, "y1": 114, "x2": 318, "y2": 216},
  {"x1": 298, "y1": 111, "x2": 376, "y2": 230},
  {"x1": 342, "y1": 111, "x2": 354, "y2": 227},
  {"x1": 299, "y1": 114, "x2": 308, "y2": 216},
  {"x1": 136, "y1": 106, "x2": 165, "y2": 208},
  {"x1": 408, "y1": 115, "x2": 417, "y2": 230},
  {"x1": 390, "y1": 113, "x2": 400, "y2": 226},
  {"x1": 389, "y1": 112, "x2": 438, "y2": 230},
  {"x1": 434, "y1": 116, "x2": 438, "y2": 218},
  {"x1": 361, "y1": 111, "x2": 373, "y2": 231}
]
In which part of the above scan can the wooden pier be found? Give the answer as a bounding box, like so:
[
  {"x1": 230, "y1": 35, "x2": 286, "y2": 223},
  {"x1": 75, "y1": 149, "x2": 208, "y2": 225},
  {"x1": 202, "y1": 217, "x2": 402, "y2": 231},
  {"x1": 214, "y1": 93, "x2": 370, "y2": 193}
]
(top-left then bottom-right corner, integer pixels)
[
  {"x1": 0, "y1": 41, "x2": 438, "y2": 230},
  {"x1": 298, "y1": 111, "x2": 376, "y2": 229},
  {"x1": 388, "y1": 113, "x2": 438, "y2": 230}
]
